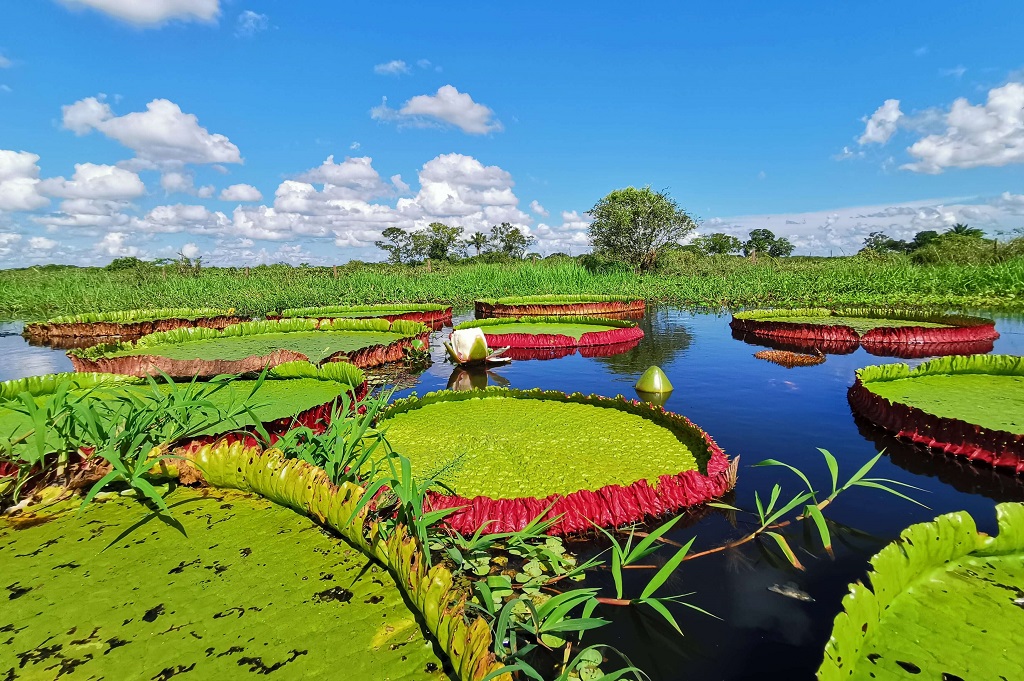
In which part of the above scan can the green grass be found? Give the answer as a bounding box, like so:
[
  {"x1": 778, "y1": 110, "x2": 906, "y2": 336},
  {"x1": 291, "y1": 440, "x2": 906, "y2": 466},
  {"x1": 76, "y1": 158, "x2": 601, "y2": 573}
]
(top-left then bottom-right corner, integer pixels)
[
  {"x1": 866, "y1": 374, "x2": 1024, "y2": 433},
  {"x1": 380, "y1": 396, "x2": 699, "y2": 499},
  {"x1": 108, "y1": 330, "x2": 406, "y2": 362},
  {"x1": 2, "y1": 256, "x2": 1023, "y2": 319}
]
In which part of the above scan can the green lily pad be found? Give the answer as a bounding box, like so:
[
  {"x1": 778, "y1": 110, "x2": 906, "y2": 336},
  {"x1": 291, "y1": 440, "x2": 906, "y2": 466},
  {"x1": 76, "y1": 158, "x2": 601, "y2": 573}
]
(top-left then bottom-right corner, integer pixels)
[
  {"x1": 0, "y1": 487, "x2": 448, "y2": 681},
  {"x1": 819, "y1": 502, "x2": 1024, "y2": 681}
]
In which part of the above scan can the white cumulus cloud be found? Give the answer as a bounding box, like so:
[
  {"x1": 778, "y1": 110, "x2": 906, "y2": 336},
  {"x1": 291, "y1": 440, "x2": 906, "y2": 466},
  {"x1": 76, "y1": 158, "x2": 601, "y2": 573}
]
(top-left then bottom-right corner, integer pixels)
[
  {"x1": 371, "y1": 85, "x2": 503, "y2": 135},
  {"x1": 0, "y1": 150, "x2": 49, "y2": 212},
  {"x1": 529, "y1": 200, "x2": 549, "y2": 217},
  {"x1": 62, "y1": 96, "x2": 242, "y2": 166},
  {"x1": 39, "y1": 163, "x2": 146, "y2": 200},
  {"x1": 858, "y1": 99, "x2": 903, "y2": 145},
  {"x1": 902, "y1": 82, "x2": 1024, "y2": 173},
  {"x1": 219, "y1": 183, "x2": 262, "y2": 202},
  {"x1": 57, "y1": 0, "x2": 219, "y2": 25}
]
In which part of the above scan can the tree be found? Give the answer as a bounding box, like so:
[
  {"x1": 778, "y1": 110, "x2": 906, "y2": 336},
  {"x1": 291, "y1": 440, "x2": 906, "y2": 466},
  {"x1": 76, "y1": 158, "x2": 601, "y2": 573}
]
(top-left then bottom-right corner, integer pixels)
[
  {"x1": 375, "y1": 227, "x2": 416, "y2": 264},
  {"x1": 860, "y1": 231, "x2": 909, "y2": 254},
  {"x1": 742, "y1": 229, "x2": 796, "y2": 258},
  {"x1": 420, "y1": 222, "x2": 465, "y2": 261},
  {"x1": 692, "y1": 232, "x2": 742, "y2": 256},
  {"x1": 466, "y1": 231, "x2": 490, "y2": 256},
  {"x1": 587, "y1": 186, "x2": 697, "y2": 271},
  {"x1": 766, "y1": 237, "x2": 795, "y2": 257},
  {"x1": 945, "y1": 223, "x2": 985, "y2": 239},
  {"x1": 909, "y1": 230, "x2": 939, "y2": 251},
  {"x1": 490, "y1": 222, "x2": 535, "y2": 258},
  {"x1": 105, "y1": 256, "x2": 149, "y2": 271}
]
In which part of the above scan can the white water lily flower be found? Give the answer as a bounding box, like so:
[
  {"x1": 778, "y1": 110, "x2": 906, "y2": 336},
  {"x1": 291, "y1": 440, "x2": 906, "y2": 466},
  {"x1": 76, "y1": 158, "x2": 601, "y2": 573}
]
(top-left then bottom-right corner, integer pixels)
[{"x1": 444, "y1": 327, "x2": 510, "y2": 365}]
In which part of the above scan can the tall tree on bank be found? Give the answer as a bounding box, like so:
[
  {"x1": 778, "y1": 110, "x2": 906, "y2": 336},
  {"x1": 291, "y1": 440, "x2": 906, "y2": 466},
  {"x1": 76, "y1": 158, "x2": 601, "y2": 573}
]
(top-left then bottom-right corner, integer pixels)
[
  {"x1": 490, "y1": 222, "x2": 536, "y2": 258},
  {"x1": 420, "y1": 222, "x2": 466, "y2": 261},
  {"x1": 743, "y1": 228, "x2": 795, "y2": 258},
  {"x1": 466, "y1": 231, "x2": 490, "y2": 256},
  {"x1": 692, "y1": 232, "x2": 742, "y2": 256},
  {"x1": 587, "y1": 186, "x2": 697, "y2": 271},
  {"x1": 375, "y1": 227, "x2": 417, "y2": 264}
]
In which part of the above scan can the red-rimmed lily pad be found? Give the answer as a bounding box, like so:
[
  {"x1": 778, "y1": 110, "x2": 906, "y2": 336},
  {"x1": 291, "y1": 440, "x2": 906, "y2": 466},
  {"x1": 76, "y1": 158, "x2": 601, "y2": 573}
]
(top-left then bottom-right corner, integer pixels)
[
  {"x1": 454, "y1": 316, "x2": 643, "y2": 354},
  {"x1": 475, "y1": 295, "x2": 645, "y2": 318},
  {"x1": 23, "y1": 307, "x2": 250, "y2": 342},
  {"x1": 275, "y1": 303, "x2": 453, "y2": 328},
  {"x1": 730, "y1": 308, "x2": 998, "y2": 357},
  {"x1": 849, "y1": 354, "x2": 1024, "y2": 474},
  {"x1": 377, "y1": 388, "x2": 737, "y2": 535},
  {"x1": 67, "y1": 318, "x2": 430, "y2": 377}
]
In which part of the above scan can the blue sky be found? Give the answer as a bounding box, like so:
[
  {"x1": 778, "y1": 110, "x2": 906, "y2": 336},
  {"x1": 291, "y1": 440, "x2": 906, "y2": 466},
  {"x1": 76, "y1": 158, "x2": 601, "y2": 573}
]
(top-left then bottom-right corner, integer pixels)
[{"x1": 1, "y1": 0, "x2": 1023, "y2": 266}]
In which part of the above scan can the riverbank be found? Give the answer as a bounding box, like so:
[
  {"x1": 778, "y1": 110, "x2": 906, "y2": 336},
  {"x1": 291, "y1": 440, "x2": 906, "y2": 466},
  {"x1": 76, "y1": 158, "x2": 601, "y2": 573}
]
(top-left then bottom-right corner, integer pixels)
[{"x1": 1, "y1": 256, "x2": 1021, "y2": 319}]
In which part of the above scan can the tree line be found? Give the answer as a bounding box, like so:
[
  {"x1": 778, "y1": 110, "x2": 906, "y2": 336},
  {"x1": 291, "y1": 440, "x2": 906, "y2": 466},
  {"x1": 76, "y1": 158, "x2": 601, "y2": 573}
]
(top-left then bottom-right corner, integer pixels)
[{"x1": 374, "y1": 222, "x2": 537, "y2": 265}]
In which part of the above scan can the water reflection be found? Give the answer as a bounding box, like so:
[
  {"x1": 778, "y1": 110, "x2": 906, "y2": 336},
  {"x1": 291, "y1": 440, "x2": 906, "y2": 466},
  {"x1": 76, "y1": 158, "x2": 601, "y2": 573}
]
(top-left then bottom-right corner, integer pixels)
[
  {"x1": 590, "y1": 307, "x2": 694, "y2": 375},
  {"x1": 446, "y1": 366, "x2": 510, "y2": 391},
  {"x1": 731, "y1": 326, "x2": 996, "y2": 358}
]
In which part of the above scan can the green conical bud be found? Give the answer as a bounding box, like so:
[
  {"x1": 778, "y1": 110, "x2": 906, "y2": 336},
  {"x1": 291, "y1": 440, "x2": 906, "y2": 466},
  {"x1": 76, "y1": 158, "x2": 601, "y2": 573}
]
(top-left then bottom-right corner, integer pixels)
[{"x1": 635, "y1": 365, "x2": 673, "y2": 393}]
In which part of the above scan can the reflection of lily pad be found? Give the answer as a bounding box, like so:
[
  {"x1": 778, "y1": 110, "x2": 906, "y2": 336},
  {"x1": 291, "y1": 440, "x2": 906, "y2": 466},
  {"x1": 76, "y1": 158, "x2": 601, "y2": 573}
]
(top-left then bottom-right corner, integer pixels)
[
  {"x1": 0, "y1": 488, "x2": 446, "y2": 681},
  {"x1": 849, "y1": 355, "x2": 1024, "y2": 473},
  {"x1": 379, "y1": 388, "x2": 736, "y2": 534},
  {"x1": 69, "y1": 319, "x2": 429, "y2": 376},
  {"x1": 819, "y1": 502, "x2": 1024, "y2": 681}
]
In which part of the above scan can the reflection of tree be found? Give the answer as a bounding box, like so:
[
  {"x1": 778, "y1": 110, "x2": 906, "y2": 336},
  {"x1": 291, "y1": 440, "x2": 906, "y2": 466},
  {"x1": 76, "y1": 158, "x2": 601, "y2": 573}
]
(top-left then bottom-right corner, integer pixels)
[{"x1": 589, "y1": 307, "x2": 693, "y2": 375}]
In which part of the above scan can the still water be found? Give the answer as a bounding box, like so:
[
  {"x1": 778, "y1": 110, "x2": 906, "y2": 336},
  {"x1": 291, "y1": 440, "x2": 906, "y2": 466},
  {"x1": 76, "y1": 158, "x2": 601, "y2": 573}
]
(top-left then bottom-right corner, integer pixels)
[{"x1": 3, "y1": 308, "x2": 1023, "y2": 680}]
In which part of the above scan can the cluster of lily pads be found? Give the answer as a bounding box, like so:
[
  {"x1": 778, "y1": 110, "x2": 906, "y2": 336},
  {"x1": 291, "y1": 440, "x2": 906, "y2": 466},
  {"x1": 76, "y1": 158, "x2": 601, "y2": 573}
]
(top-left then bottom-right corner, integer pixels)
[{"x1": 1, "y1": 300, "x2": 1022, "y2": 681}]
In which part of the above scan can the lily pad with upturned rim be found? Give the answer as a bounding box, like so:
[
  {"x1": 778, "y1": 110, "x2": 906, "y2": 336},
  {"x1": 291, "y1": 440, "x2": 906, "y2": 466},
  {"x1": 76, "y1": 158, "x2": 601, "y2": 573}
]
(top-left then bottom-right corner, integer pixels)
[
  {"x1": 67, "y1": 318, "x2": 430, "y2": 377},
  {"x1": 849, "y1": 354, "x2": 1024, "y2": 473},
  {"x1": 454, "y1": 316, "x2": 644, "y2": 350},
  {"x1": 730, "y1": 308, "x2": 998, "y2": 357},
  {"x1": 277, "y1": 303, "x2": 453, "y2": 326},
  {"x1": 377, "y1": 388, "x2": 736, "y2": 535},
  {"x1": 23, "y1": 307, "x2": 250, "y2": 341},
  {"x1": 474, "y1": 294, "x2": 645, "y2": 318}
]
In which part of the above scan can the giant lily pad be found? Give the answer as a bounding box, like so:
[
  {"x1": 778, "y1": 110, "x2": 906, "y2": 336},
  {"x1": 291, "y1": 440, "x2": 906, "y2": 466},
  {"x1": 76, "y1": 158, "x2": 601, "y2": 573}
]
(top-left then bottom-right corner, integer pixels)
[
  {"x1": 23, "y1": 307, "x2": 249, "y2": 341},
  {"x1": 849, "y1": 354, "x2": 1024, "y2": 473},
  {"x1": 377, "y1": 388, "x2": 736, "y2": 534},
  {"x1": 453, "y1": 316, "x2": 643, "y2": 360},
  {"x1": 819, "y1": 502, "x2": 1024, "y2": 681},
  {"x1": 474, "y1": 294, "x2": 645, "y2": 318},
  {"x1": 0, "y1": 487, "x2": 447, "y2": 681},
  {"x1": 68, "y1": 318, "x2": 429, "y2": 377},
  {"x1": 278, "y1": 303, "x2": 453, "y2": 327},
  {"x1": 730, "y1": 308, "x2": 998, "y2": 357}
]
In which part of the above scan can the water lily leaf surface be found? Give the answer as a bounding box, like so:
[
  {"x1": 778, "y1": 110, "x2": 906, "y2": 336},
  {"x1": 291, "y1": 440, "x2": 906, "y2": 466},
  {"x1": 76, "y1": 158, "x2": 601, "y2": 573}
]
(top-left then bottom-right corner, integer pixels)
[{"x1": 0, "y1": 488, "x2": 448, "y2": 681}]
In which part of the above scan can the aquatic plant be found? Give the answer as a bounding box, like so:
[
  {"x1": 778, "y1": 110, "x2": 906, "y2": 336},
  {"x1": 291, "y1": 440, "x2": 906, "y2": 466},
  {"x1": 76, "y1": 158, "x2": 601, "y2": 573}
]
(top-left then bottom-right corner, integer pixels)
[
  {"x1": 454, "y1": 316, "x2": 644, "y2": 349},
  {"x1": 278, "y1": 302, "x2": 453, "y2": 325},
  {"x1": 850, "y1": 354, "x2": 1024, "y2": 473},
  {"x1": 818, "y1": 502, "x2": 1024, "y2": 680},
  {"x1": 68, "y1": 317, "x2": 431, "y2": 376},
  {"x1": 23, "y1": 306, "x2": 248, "y2": 340},
  {"x1": 444, "y1": 327, "x2": 511, "y2": 366},
  {"x1": 379, "y1": 387, "x2": 736, "y2": 534},
  {"x1": 753, "y1": 348, "x2": 825, "y2": 368},
  {"x1": 475, "y1": 294, "x2": 645, "y2": 318}
]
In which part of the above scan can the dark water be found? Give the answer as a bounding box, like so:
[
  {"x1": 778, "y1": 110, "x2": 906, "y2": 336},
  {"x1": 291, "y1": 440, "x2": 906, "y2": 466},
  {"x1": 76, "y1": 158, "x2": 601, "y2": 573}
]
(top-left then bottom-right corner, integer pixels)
[{"x1": 3, "y1": 309, "x2": 1024, "y2": 680}]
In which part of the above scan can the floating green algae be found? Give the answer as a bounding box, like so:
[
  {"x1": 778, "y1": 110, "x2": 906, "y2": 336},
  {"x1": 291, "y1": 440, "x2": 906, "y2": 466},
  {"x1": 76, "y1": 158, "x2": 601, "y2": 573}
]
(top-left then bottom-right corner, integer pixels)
[
  {"x1": 108, "y1": 331, "x2": 406, "y2": 363},
  {"x1": 754, "y1": 315, "x2": 950, "y2": 333},
  {"x1": 379, "y1": 396, "x2": 699, "y2": 499},
  {"x1": 0, "y1": 488, "x2": 447, "y2": 681},
  {"x1": 819, "y1": 503, "x2": 1024, "y2": 681},
  {"x1": 865, "y1": 373, "x2": 1024, "y2": 433}
]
